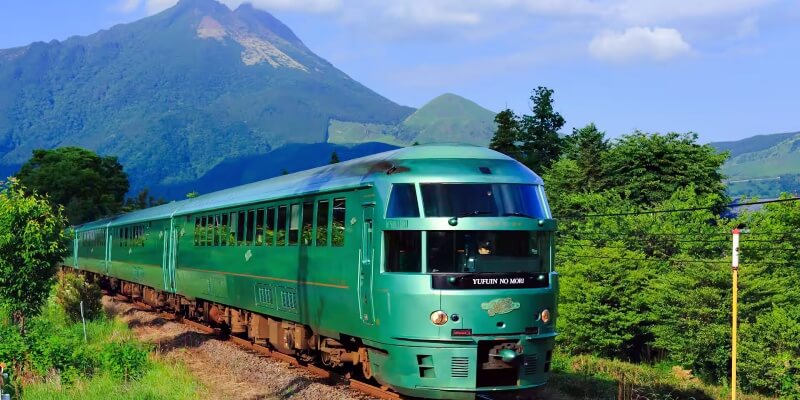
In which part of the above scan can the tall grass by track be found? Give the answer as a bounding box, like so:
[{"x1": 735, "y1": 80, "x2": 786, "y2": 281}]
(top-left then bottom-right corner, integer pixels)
[
  {"x1": 1, "y1": 293, "x2": 207, "y2": 400},
  {"x1": 543, "y1": 351, "x2": 772, "y2": 400},
  {"x1": 22, "y1": 359, "x2": 205, "y2": 400}
]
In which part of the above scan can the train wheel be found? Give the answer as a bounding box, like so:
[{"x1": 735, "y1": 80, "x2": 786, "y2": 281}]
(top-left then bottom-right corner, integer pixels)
[{"x1": 359, "y1": 347, "x2": 372, "y2": 380}]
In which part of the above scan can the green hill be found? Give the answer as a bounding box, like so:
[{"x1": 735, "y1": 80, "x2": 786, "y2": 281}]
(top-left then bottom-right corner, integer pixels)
[
  {"x1": 327, "y1": 93, "x2": 496, "y2": 147},
  {"x1": 0, "y1": 0, "x2": 414, "y2": 189},
  {"x1": 710, "y1": 131, "x2": 800, "y2": 197},
  {"x1": 711, "y1": 131, "x2": 799, "y2": 157}
]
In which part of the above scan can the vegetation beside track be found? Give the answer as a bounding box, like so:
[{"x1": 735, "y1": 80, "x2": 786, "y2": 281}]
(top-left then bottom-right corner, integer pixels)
[
  {"x1": 545, "y1": 351, "x2": 771, "y2": 400},
  {"x1": 0, "y1": 273, "x2": 206, "y2": 399}
]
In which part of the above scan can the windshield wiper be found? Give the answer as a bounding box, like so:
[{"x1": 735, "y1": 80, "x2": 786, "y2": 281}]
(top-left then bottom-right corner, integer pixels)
[
  {"x1": 502, "y1": 212, "x2": 537, "y2": 219},
  {"x1": 457, "y1": 210, "x2": 493, "y2": 218}
]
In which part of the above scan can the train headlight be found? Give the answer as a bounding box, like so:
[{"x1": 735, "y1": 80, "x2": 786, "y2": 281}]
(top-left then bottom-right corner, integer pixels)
[
  {"x1": 430, "y1": 310, "x2": 448, "y2": 325},
  {"x1": 541, "y1": 309, "x2": 551, "y2": 324}
]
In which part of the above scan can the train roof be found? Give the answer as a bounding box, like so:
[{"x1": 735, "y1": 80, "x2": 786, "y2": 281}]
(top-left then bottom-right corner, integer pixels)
[{"x1": 75, "y1": 144, "x2": 537, "y2": 230}]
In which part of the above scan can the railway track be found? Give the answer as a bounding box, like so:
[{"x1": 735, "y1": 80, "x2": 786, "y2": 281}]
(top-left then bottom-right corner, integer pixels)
[{"x1": 113, "y1": 294, "x2": 400, "y2": 400}]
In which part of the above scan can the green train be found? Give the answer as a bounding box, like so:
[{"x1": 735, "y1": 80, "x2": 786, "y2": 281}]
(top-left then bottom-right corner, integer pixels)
[{"x1": 66, "y1": 144, "x2": 558, "y2": 399}]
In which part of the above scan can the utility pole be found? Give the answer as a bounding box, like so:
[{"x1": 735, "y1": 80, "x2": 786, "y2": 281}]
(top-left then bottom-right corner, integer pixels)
[{"x1": 731, "y1": 228, "x2": 740, "y2": 400}]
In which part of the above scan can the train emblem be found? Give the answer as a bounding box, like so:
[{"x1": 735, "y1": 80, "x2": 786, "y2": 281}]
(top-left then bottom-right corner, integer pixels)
[{"x1": 481, "y1": 297, "x2": 521, "y2": 316}]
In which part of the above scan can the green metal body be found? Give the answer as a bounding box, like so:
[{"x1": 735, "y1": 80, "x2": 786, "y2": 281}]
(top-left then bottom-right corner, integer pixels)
[{"x1": 70, "y1": 145, "x2": 558, "y2": 399}]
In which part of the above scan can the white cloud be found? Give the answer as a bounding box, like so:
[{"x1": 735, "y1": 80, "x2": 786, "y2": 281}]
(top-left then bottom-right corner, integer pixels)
[
  {"x1": 614, "y1": 0, "x2": 777, "y2": 24},
  {"x1": 384, "y1": 2, "x2": 481, "y2": 26},
  {"x1": 737, "y1": 15, "x2": 759, "y2": 37},
  {"x1": 116, "y1": 0, "x2": 143, "y2": 13},
  {"x1": 588, "y1": 26, "x2": 691, "y2": 62},
  {"x1": 114, "y1": 0, "x2": 177, "y2": 15},
  {"x1": 220, "y1": 0, "x2": 341, "y2": 13},
  {"x1": 515, "y1": 0, "x2": 605, "y2": 17}
]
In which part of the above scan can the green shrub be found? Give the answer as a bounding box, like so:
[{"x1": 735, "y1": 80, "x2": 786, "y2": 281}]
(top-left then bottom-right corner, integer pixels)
[
  {"x1": 0, "y1": 179, "x2": 68, "y2": 331},
  {"x1": 98, "y1": 341, "x2": 151, "y2": 381},
  {"x1": 55, "y1": 272, "x2": 102, "y2": 323},
  {"x1": 0, "y1": 308, "x2": 27, "y2": 366},
  {"x1": 740, "y1": 307, "x2": 800, "y2": 398},
  {"x1": 25, "y1": 321, "x2": 94, "y2": 384}
]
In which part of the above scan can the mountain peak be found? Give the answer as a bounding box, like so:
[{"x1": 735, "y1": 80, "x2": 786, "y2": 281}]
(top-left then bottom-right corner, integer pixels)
[
  {"x1": 233, "y1": 3, "x2": 303, "y2": 46},
  {"x1": 413, "y1": 93, "x2": 495, "y2": 119},
  {"x1": 173, "y1": 0, "x2": 231, "y2": 14}
]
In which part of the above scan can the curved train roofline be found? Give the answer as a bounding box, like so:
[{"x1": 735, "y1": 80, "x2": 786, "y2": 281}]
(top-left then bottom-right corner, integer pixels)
[{"x1": 74, "y1": 144, "x2": 543, "y2": 231}]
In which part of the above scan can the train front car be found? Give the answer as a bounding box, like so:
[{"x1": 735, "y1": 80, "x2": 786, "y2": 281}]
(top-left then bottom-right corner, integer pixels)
[{"x1": 367, "y1": 145, "x2": 557, "y2": 399}]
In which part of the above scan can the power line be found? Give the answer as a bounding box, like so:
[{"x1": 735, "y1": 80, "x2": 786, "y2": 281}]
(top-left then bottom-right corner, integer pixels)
[
  {"x1": 558, "y1": 254, "x2": 730, "y2": 264},
  {"x1": 555, "y1": 197, "x2": 800, "y2": 219},
  {"x1": 558, "y1": 254, "x2": 795, "y2": 266},
  {"x1": 557, "y1": 231, "x2": 731, "y2": 238}
]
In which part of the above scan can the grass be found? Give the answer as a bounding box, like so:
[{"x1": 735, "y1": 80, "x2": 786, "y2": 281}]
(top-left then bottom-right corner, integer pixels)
[
  {"x1": 22, "y1": 359, "x2": 206, "y2": 400},
  {"x1": 0, "y1": 292, "x2": 207, "y2": 400},
  {"x1": 544, "y1": 352, "x2": 772, "y2": 400}
]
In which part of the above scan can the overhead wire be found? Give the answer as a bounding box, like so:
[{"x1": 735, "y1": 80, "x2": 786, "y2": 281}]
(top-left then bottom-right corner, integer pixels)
[{"x1": 555, "y1": 197, "x2": 800, "y2": 219}]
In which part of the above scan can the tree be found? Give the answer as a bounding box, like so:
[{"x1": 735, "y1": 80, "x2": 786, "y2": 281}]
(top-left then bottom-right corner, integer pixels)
[
  {"x1": 0, "y1": 179, "x2": 68, "y2": 332},
  {"x1": 519, "y1": 87, "x2": 565, "y2": 172},
  {"x1": 489, "y1": 109, "x2": 520, "y2": 159},
  {"x1": 124, "y1": 188, "x2": 166, "y2": 211},
  {"x1": 739, "y1": 307, "x2": 800, "y2": 397},
  {"x1": 561, "y1": 123, "x2": 609, "y2": 191},
  {"x1": 329, "y1": 151, "x2": 340, "y2": 164},
  {"x1": 15, "y1": 147, "x2": 129, "y2": 225},
  {"x1": 186, "y1": 191, "x2": 199, "y2": 199},
  {"x1": 281, "y1": 169, "x2": 289, "y2": 175},
  {"x1": 602, "y1": 132, "x2": 729, "y2": 207}
]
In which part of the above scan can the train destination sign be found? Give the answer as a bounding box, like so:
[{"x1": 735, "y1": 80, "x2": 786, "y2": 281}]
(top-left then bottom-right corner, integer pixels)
[{"x1": 432, "y1": 273, "x2": 550, "y2": 290}]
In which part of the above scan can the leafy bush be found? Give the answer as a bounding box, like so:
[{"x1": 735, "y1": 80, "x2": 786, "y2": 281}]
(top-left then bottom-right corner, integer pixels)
[
  {"x1": 55, "y1": 272, "x2": 103, "y2": 323},
  {"x1": 0, "y1": 308, "x2": 28, "y2": 367},
  {"x1": 25, "y1": 316, "x2": 94, "y2": 384},
  {"x1": 0, "y1": 179, "x2": 68, "y2": 330},
  {"x1": 739, "y1": 307, "x2": 800, "y2": 398},
  {"x1": 98, "y1": 341, "x2": 151, "y2": 381}
]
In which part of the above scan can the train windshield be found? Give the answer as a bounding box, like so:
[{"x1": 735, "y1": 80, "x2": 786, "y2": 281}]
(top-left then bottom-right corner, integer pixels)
[
  {"x1": 426, "y1": 230, "x2": 551, "y2": 273},
  {"x1": 420, "y1": 183, "x2": 548, "y2": 218}
]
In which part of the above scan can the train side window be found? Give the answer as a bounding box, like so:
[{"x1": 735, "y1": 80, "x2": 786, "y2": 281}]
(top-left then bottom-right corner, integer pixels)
[
  {"x1": 385, "y1": 231, "x2": 422, "y2": 272},
  {"x1": 229, "y1": 212, "x2": 237, "y2": 246},
  {"x1": 119, "y1": 228, "x2": 123, "y2": 247},
  {"x1": 194, "y1": 218, "x2": 200, "y2": 246},
  {"x1": 302, "y1": 202, "x2": 313, "y2": 246},
  {"x1": 332, "y1": 198, "x2": 346, "y2": 247},
  {"x1": 200, "y1": 216, "x2": 207, "y2": 246},
  {"x1": 289, "y1": 204, "x2": 300, "y2": 246},
  {"x1": 220, "y1": 214, "x2": 229, "y2": 246},
  {"x1": 387, "y1": 184, "x2": 420, "y2": 218},
  {"x1": 213, "y1": 215, "x2": 221, "y2": 246},
  {"x1": 315, "y1": 200, "x2": 329, "y2": 246},
  {"x1": 124, "y1": 227, "x2": 129, "y2": 247},
  {"x1": 253, "y1": 209, "x2": 264, "y2": 246},
  {"x1": 237, "y1": 211, "x2": 246, "y2": 246},
  {"x1": 246, "y1": 209, "x2": 255, "y2": 246},
  {"x1": 277, "y1": 206, "x2": 287, "y2": 246},
  {"x1": 266, "y1": 207, "x2": 276, "y2": 246}
]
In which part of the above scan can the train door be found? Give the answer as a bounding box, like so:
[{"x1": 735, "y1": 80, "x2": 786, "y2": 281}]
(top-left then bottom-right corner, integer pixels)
[
  {"x1": 104, "y1": 228, "x2": 111, "y2": 274},
  {"x1": 161, "y1": 225, "x2": 171, "y2": 292},
  {"x1": 358, "y1": 203, "x2": 376, "y2": 325},
  {"x1": 73, "y1": 231, "x2": 79, "y2": 269},
  {"x1": 163, "y1": 219, "x2": 178, "y2": 293}
]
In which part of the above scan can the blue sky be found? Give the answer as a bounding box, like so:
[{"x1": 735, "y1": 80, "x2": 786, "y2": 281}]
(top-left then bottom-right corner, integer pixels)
[{"x1": 1, "y1": 0, "x2": 798, "y2": 143}]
